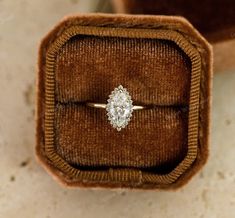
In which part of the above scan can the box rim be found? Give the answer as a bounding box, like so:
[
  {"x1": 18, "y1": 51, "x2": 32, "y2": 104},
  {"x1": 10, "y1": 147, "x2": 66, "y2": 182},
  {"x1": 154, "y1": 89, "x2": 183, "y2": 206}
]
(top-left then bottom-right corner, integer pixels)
[{"x1": 42, "y1": 25, "x2": 201, "y2": 187}]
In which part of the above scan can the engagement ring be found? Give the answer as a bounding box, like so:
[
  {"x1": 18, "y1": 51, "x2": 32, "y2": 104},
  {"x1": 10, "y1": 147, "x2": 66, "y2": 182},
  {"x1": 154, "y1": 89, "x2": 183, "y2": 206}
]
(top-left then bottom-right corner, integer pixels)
[{"x1": 87, "y1": 85, "x2": 145, "y2": 131}]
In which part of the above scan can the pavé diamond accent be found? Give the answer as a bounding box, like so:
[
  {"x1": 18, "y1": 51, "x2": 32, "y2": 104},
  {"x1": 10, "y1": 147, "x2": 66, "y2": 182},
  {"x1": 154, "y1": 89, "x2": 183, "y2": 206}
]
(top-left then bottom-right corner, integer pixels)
[{"x1": 106, "y1": 85, "x2": 133, "y2": 131}]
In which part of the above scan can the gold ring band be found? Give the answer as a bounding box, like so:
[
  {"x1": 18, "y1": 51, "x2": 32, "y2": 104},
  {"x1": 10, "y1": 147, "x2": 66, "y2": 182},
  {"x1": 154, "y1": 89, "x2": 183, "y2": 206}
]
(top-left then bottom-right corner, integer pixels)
[{"x1": 86, "y1": 102, "x2": 145, "y2": 110}]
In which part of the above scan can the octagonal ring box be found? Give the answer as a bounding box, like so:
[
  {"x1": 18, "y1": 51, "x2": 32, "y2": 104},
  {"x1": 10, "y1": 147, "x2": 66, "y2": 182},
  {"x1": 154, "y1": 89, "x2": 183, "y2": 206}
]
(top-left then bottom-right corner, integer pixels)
[{"x1": 36, "y1": 14, "x2": 212, "y2": 190}]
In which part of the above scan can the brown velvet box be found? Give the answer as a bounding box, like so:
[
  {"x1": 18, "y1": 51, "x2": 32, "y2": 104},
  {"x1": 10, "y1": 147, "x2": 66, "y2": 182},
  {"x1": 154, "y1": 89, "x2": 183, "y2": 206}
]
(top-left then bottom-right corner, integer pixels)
[
  {"x1": 36, "y1": 13, "x2": 212, "y2": 190},
  {"x1": 112, "y1": 0, "x2": 235, "y2": 73}
]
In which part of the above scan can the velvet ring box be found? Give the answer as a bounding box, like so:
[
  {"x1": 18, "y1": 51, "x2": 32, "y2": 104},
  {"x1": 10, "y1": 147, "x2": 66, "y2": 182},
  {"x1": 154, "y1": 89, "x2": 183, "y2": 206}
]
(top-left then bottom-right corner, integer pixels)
[
  {"x1": 36, "y1": 14, "x2": 212, "y2": 190},
  {"x1": 112, "y1": 0, "x2": 235, "y2": 73}
]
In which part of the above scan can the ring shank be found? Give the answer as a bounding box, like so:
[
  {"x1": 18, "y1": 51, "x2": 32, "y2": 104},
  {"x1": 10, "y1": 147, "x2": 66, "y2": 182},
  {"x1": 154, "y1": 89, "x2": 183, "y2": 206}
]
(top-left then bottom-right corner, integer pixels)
[
  {"x1": 86, "y1": 103, "x2": 145, "y2": 110},
  {"x1": 86, "y1": 103, "x2": 106, "y2": 109}
]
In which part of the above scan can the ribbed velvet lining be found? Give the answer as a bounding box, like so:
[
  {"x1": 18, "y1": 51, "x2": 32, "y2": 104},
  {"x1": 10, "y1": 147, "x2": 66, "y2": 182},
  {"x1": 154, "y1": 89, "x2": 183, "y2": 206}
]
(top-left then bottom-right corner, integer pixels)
[{"x1": 54, "y1": 35, "x2": 190, "y2": 173}]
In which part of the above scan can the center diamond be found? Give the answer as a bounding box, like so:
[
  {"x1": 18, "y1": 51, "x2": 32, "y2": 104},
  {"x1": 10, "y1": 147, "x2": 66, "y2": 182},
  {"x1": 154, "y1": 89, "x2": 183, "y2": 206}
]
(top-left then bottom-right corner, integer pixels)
[{"x1": 106, "y1": 85, "x2": 133, "y2": 131}]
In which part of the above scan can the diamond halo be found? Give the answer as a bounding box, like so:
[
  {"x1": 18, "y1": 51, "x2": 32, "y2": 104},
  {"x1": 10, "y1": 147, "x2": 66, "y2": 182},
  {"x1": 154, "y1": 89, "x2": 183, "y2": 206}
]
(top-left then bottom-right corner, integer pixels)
[{"x1": 106, "y1": 85, "x2": 133, "y2": 131}]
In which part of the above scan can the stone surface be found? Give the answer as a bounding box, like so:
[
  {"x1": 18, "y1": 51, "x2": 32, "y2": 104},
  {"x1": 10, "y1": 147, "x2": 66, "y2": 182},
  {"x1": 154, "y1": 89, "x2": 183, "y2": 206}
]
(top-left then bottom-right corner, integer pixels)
[
  {"x1": 0, "y1": 0, "x2": 235, "y2": 217},
  {"x1": 106, "y1": 85, "x2": 133, "y2": 131}
]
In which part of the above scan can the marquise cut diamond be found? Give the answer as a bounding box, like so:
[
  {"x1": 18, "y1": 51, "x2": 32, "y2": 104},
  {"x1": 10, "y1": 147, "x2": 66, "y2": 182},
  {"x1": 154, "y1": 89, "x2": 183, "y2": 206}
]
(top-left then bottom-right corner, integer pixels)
[{"x1": 106, "y1": 85, "x2": 133, "y2": 131}]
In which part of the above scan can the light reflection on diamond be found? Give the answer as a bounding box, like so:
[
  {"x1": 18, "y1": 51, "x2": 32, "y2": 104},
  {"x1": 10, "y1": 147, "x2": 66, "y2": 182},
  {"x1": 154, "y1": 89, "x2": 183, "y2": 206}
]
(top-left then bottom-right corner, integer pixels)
[{"x1": 106, "y1": 85, "x2": 133, "y2": 131}]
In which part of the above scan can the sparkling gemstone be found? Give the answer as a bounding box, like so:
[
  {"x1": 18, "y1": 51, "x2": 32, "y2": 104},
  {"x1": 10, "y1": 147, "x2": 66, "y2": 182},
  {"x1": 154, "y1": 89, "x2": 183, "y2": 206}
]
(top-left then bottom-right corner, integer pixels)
[{"x1": 106, "y1": 85, "x2": 133, "y2": 131}]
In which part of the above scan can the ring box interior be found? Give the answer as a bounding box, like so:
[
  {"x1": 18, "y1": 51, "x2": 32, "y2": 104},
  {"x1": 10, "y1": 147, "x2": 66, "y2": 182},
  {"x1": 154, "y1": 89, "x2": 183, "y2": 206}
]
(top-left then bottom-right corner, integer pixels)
[{"x1": 36, "y1": 14, "x2": 212, "y2": 189}]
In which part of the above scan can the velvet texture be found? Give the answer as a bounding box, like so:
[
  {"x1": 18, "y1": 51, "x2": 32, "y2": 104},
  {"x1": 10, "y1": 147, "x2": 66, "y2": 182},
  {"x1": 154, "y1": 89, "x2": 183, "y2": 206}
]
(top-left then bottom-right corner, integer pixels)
[
  {"x1": 36, "y1": 14, "x2": 212, "y2": 189},
  {"x1": 112, "y1": 0, "x2": 235, "y2": 43}
]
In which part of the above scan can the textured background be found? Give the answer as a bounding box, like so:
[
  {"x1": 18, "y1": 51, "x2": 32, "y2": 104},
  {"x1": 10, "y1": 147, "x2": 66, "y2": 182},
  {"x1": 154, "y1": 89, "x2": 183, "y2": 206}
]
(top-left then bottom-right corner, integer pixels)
[{"x1": 0, "y1": 0, "x2": 235, "y2": 217}]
